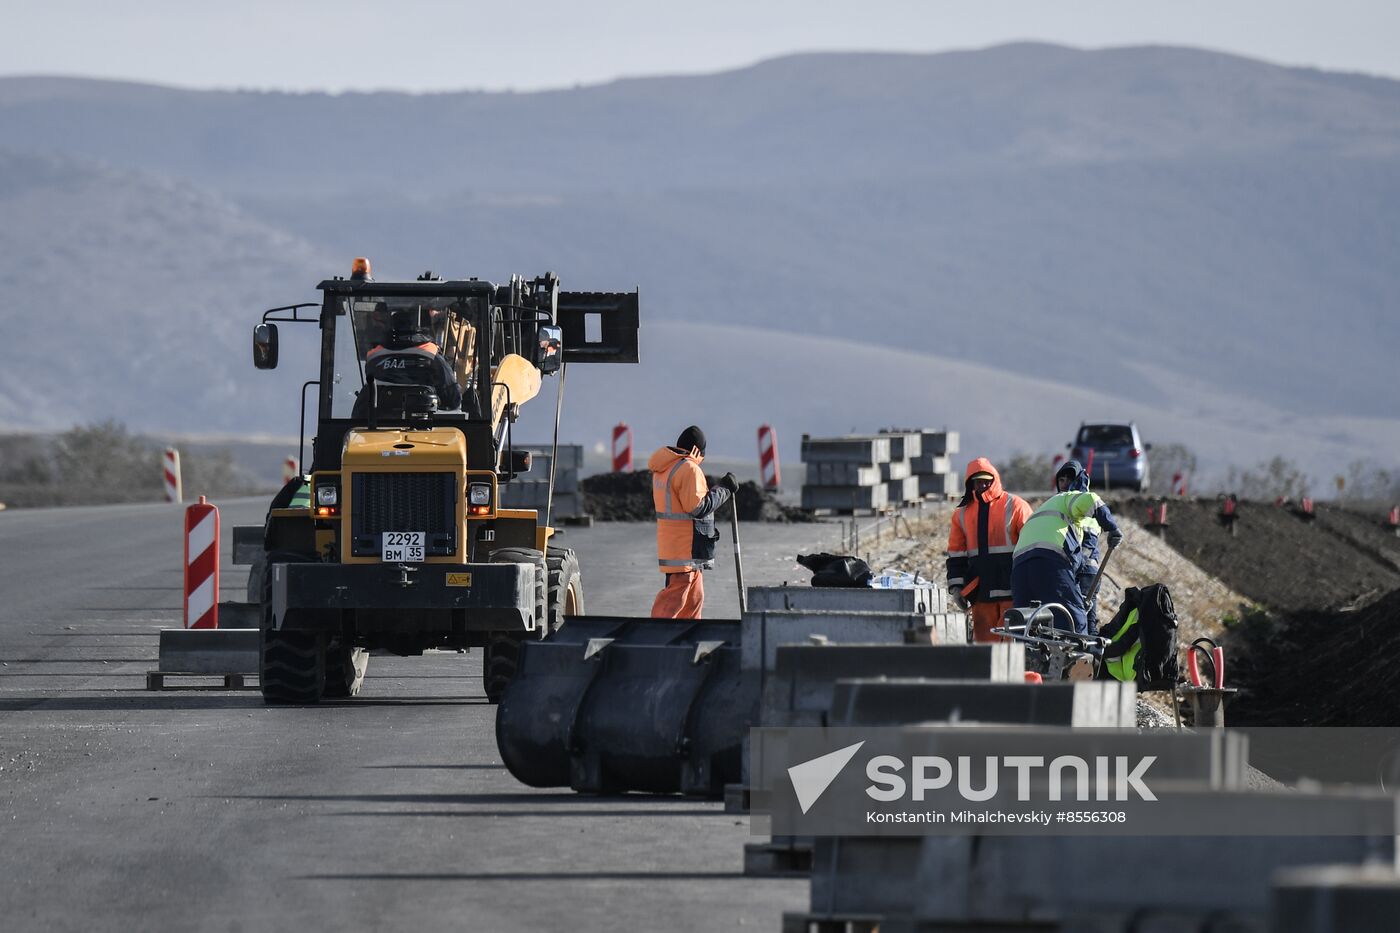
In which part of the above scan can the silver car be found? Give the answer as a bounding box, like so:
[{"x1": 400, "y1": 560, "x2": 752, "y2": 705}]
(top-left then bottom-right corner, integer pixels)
[{"x1": 1067, "y1": 423, "x2": 1151, "y2": 492}]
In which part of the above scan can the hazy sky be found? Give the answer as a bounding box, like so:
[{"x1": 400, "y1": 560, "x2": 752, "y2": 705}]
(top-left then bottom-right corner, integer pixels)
[{"x1": 5, "y1": 0, "x2": 1399, "y2": 92}]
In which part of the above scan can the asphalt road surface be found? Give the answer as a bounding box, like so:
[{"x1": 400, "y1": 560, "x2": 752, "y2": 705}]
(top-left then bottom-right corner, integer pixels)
[{"x1": 0, "y1": 498, "x2": 844, "y2": 932}]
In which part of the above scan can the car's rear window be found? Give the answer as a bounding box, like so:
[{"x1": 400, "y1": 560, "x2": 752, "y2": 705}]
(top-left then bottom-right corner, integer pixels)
[{"x1": 1076, "y1": 425, "x2": 1135, "y2": 448}]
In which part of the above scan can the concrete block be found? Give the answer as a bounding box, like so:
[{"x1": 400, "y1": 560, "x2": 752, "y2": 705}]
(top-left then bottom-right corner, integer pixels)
[
  {"x1": 828, "y1": 679, "x2": 1137, "y2": 727},
  {"x1": 812, "y1": 803, "x2": 1395, "y2": 922},
  {"x1": 879, "y1": 432, "x2": 922, "y2": 461},
  {"x1": 765, "y1": 643, "x2": 1025, "y2": 725},
  {"x1": 805, "y1": 462, "x2": 881, "y2": 486},
  {"x1": 801, "y1": 484, "x2": 888, "y2": 511},
  {"x1": 748, "y1": 585, "x2": 947, "y2": 614},
  {"x1": 917, "y1": 430, "x2": 960, "y2": 456},
  {"x1": 918, "y1": 472, "x2": 961, "y2": 498},
  {"x1": 910, "y1": 454, "x2": 951, "y2": 475},
  {"x1": 157, "y1": 627, "x2": 259, "y2": 674},
  {"x1": 879, "y1": 461, "x2": 911, "y2": 481},
  {"x1": 801, "y1": 435, "x2": 892, "y2": 465},
  {"x1": 742, "y1": 609, "x2": 964, "y2": 673},
  {"x1": 1272, "y1": 865, "x2": 1400, "y2": 932},
  {"x1": 885, "y1": 476, "x2": 919, "y2": 504}
]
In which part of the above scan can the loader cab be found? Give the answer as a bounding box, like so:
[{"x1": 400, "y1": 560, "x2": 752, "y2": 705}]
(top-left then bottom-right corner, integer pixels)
[{"x1": 313, "y1": 279, "x2": 506, "y2": 474}]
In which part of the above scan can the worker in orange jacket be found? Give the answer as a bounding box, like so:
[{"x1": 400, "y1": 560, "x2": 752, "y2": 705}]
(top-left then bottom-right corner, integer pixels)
[
  {"x1": 946, "y1": 458, "x2": 1033, "y2": 643},
  {"x1": 649, "y1": 425, "x2": 738, "y2": 618}
]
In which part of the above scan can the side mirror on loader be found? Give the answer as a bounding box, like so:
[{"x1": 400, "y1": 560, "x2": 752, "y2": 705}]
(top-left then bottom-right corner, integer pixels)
[
  {"x1": 253, "y1": 323, "x2": 280, "y2": 369},
  {"x1": 536, "y1": 325, "x2": 563, "y2": 374}
]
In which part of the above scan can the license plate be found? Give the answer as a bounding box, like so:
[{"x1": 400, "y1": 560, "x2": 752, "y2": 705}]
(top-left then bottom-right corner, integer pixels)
[
  {"x1": 1093, "y1": 451, "x2": 1120, "y2": 461},
  {"x1": 382, "y1": 531, "x2": 425, "y2": 562}
]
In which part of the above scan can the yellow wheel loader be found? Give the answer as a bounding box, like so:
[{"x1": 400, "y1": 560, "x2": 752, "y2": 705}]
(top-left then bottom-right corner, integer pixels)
[{"x1": 235, "y1": 262, "x2": 638, "y2": 704}]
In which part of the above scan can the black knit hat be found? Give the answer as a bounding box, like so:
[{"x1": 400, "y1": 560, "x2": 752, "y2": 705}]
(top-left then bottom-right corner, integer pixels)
[{"x1": 676, "y1": 425, "x2": 706, "y2": 455}]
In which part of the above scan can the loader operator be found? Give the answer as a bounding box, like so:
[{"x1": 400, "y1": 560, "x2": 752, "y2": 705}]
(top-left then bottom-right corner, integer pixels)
[
  {"x1": 1011, "y1": 460, "x2": 1122, "y2": 635},
  {"x1": 354, "y1": 308, "x2": 462, "y2": 416},
  {"x1": 649, "y1": 425, "x2": 738, "y2": 619},
  {"x1": 1055, "y1": 460, "x2": 1107, "y2": 634},
  {"x1": 946, "y1": 458, "x2": 1032, "y2": 643}
]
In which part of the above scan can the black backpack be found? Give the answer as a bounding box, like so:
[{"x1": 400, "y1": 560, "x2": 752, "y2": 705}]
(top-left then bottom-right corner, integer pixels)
[
  {"x1": 1134, "y1": 583, "x2": 1180, "y2": 685},
  {"x1": 796, "y1": 552, "x2": 874, "y2": 588}
]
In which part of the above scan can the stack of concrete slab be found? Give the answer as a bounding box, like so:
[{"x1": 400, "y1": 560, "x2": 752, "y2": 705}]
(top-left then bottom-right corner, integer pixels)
[
  {"x1": 893, "y1": 427, "x2": 962, "y2": 499},
  {"x1": 498, "y1": 444, "x2": 587, "y2": 522},
  {"x1": 800, "y1": 434, "x2": 894, "y2": 512}
]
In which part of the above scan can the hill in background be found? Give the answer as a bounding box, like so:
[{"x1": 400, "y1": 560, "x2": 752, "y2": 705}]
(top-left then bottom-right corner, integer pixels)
[{"x1": 1, "y1": 43, "x2": 1397, "y2": 487}]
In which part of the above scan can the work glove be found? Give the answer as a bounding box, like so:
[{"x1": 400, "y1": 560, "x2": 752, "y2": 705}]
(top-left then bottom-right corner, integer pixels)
[
  {"x1": 717, "y1": 472, "x2": 739, "y2": 493},
  {"x1": 950, "y1": 590, "x2": 969, "y2": 611},
  {"x1": 1108, "y1": 532, "x2": 1124, "y2": 548}
]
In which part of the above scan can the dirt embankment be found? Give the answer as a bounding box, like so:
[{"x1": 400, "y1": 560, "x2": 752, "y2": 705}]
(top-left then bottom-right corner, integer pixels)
[
  {"x1": 1120, "y1": 496, "x2": 1400, "y2": 725},
  {"x1": 1228, "y1": 587, "x2": 1400, "y2": 726},
  {"x1": 580, "y1": 472, "x2": 815, "y2": 523},
  {"x1": 857, "y1": 501, "x2": 1250, "y2": 646},
  {"x1": 1122, "y1": 496, "x2": 1400, "y2": 613}
]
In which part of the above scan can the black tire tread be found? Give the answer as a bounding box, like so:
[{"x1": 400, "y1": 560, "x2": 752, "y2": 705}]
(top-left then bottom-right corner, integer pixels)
[
  {"x1": 545, "y1": 546, "x2": 584, "y2": 632},
  {"x1": 258, "y1": 551, "x2": 327, "y2": 705}
]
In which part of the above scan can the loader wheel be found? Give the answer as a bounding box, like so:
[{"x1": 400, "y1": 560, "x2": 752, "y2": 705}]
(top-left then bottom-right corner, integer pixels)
[
  {"x1": 483, "y1": 547, "x2": 547, "y2": 704},
  {"x1": 546, "y1": 546, "x2": 585, "y2": 632},
  {"x1": 323, "y1": 640, "x2": 369, "y2": 698},
  {"x1": 258, "y1": 552, "x2": 327, "y2": 705}
]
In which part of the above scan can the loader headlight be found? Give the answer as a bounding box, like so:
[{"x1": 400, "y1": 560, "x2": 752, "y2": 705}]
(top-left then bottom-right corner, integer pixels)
[
  {"x1": 316, "y1": 485, "x2": 339, "y2": 506},
  {"x1": 469, "y1": 483, "x2": 492, "y2": 507}
]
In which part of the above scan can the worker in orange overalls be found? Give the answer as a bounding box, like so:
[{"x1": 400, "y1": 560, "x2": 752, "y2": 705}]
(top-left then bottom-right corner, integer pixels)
[
  {"x1": 648, "y1": 425, "x2": 738, "y2": 618},
  {"x1": 946, "y1": 457, "x2": 1033, "y2": 643}
]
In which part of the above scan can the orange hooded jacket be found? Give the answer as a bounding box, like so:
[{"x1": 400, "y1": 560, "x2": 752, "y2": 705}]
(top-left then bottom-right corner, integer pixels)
[
  {"x1": 649, "y1": 446, "x2": 730, "y2": 573},
  {"x1": 945, "y1": 457, "x2": 1032, "y2": 601}
]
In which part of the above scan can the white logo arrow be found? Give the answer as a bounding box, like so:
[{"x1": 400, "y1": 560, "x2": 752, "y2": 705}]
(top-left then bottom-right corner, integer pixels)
[{"x1": 788, "y1": 741, "x2": 865, "y2": 814}]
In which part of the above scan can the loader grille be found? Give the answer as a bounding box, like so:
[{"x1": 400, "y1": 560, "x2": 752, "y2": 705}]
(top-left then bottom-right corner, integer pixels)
[{"x1": 350, "y1": 472, "x2": 457, "y2": 557}]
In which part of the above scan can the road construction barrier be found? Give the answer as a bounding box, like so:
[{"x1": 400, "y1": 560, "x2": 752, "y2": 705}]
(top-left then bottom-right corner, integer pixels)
[
  {"x1": 281, "y1": 456, "x2": 299, "y2": 483},
  {"x1": 162, "y1": 447, "x2": 182, "y2": 503},
  {"x1": 1172, "y1": 471, "x2": 1188, "y2": 496},
  {"x1": 183, "y1": 496, "x2": 219, "y2": 629},
  {"x1": 1387, "y1": 505, "x2": 1399, "y2": 529},
  {"x1": 610, "y1": 423, "x2": 632, "y2": 472},
  {"x1": 757, "y1": 423, "x2": 780, "y2": 488},
  {"x1": 1300, "y1": 497, "x2": 1316, "y2": 521},
  {"x1": 496, "y1": 617, "x2": 747, "y2": 796}
]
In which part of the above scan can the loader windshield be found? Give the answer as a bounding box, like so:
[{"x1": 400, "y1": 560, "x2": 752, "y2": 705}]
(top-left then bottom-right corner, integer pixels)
[{"x1": 329, "y1": 295, "x2": 486, "y2": 419}]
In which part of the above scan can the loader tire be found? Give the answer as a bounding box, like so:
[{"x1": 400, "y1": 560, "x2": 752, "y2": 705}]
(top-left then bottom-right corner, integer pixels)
[
  {"x1": 546, "y1": 546, "x2": 585, "y2": 633},
  {"x1": 323, "y1": 641, "x2": 368, "y2": 698},
  {"x1": 483, "y1": 547, "x2": 546, "y2": 704},
  {"x1": 258, "y1": 552, "x2": 327, "y2": 705}
]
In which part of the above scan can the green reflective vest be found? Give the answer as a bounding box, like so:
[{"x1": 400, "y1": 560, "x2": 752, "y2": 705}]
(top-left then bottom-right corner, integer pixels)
[{"x1": 1105, "y1": 608, "x2": 1141, "y2": 682}]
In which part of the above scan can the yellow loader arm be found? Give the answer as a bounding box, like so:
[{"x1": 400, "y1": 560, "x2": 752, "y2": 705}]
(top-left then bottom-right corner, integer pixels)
[{"x1": 490, "y1": 353, "x2": 542, "y2": 431}]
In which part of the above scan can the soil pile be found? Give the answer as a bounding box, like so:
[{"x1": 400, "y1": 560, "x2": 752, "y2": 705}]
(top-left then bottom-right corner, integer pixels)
[
  {"x1": 580, "y1": 471, "x2": 816, "y2": 523},
  {"x1": 1124, "y1": 497, "x2": 1400, "y2": 612},
  {"x1": 1229, "y1": 587, "x2": 1400, "y2": 726},
  {"x1": 580, "y1": 471, "x2": 653, "y2": 521}
]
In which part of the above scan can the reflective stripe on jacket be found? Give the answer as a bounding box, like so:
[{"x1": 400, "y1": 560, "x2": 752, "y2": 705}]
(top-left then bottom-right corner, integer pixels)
[
  {"x1": 649, "y1": 446, "x2": 731, "y2": 573},
  {"x1": 1014, "y1": 490, "x2": 1118, "y2": 569},
  {"x1": 945, "y1": 457, "x2": 1032, "y2": 601}
]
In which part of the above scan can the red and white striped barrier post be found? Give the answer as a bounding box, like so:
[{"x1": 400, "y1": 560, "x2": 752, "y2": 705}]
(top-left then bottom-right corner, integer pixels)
[
  {"x1": 184, "y1": 496, "x2": 220, "y2": 630},
  {"x1": 282, "y1": 456, "x2": 299, "y2": 484},
  {"x1": 611, "y1": 423, "x2": 633, "y2": 472},
  {"x1": 757, "y1": 424, "x2": 780, "y2": 489},
  {"x1": 163, "y1": 447, "x2": 182, "y2": 504},
  {"x1": 1386, "y1": 506, "x2": 1399, "y2": 530},
  {"x1": 1172, "y1": 472, "x2": 1185, "y2": 497}
]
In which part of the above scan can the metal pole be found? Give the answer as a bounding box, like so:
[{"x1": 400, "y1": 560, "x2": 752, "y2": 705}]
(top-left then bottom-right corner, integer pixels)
[
  {"x1": 730, "y1": 501, "x2": 746, "y2": 613},
  {"x1": 1088, "y1": 540, "x2": 1117, "y2": 602},
  {"x1": 544, "y1": 362, "x2": 567, "y2": 531}
]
